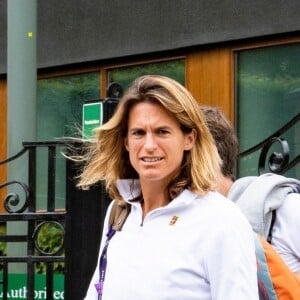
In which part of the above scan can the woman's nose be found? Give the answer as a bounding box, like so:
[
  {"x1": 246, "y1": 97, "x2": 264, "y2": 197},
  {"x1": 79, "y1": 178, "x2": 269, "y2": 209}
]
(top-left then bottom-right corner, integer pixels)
[{"x1": 144, "y1": 133, "x2": 157, "y2": 151}]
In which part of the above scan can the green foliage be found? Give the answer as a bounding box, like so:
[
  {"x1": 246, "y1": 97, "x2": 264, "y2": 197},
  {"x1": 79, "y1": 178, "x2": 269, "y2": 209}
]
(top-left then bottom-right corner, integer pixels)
[
  {"x1": 34, "y1": 222, "x2": 65, "y2": 274},
  {"x1": 0, "y1": 222, "x2": 6, "y2": 255},
  {"x1": 0, "y1": 223, "x2": 7, "y2": 272},
  {"x1": 35, "y1": 222, "x2": 64, "y2": 254},
  {"x1": 0, "y1": 222, "x2": 65, "y2": 274},
  {"x1": 35, "y1": 261, "x2": 65, "y2": 275}
]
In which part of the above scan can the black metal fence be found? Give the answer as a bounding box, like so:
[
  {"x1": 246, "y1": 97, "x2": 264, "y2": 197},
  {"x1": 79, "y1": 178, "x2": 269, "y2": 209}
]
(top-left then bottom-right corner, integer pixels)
[
  {"x1": 239, "y1": 112, "x2": 299, "y2": 175},
  {"x1": 0, "y1": 140, "x2": 111, "y2": 300},
  {"x1": 0, "y1": 141, "x2": 67, "y2": 300}
]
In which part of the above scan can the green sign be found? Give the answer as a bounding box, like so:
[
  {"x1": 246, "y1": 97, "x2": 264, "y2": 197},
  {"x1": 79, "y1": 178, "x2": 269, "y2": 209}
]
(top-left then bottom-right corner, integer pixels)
[
  {"x1": 82, "y1": 102, "x2": 103, "y2": 139},
  {"x1": 0, "y1": 274, "x2": 64, "y2": 299}
]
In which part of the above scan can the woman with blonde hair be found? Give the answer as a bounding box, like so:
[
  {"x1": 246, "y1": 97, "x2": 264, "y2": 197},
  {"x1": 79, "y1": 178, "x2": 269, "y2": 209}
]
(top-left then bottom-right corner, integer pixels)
[{"x1": 81, "y1": 75, "x2": 258, "y2": 299}]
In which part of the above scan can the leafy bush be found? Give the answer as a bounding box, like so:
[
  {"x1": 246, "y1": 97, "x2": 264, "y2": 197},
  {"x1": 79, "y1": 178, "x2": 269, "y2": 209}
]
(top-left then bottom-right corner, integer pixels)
[
  {"x1": 0, "y1": 222, "x2": 65, "y2": 274},
  {"x1": 0, "y1": 223, "x2": 6, "y2": 254},
  {"x1": 0, "y1": 222, "x2": 7, "y2": 272},
  {"x1": 34, "y1": 222, "x2": 65, "y2": 274}
]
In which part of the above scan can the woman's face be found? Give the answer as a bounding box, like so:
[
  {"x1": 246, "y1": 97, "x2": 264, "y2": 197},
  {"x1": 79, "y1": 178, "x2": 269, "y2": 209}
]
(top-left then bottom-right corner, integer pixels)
[{"x1": 125, "y1": 102, "x2": 195, "y2": 186}]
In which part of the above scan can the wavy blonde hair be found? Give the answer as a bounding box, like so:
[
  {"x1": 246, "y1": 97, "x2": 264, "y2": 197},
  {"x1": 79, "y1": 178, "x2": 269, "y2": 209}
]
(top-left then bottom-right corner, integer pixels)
[{"x1": 77, "y1": 75, "x2": 221, "y2": 200}]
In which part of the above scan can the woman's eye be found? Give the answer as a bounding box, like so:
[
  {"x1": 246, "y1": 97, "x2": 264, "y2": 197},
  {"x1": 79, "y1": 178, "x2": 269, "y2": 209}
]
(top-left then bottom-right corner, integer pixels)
[
  {"x1": 132, "y1": 130, "x2": 144, "y2": 136},
  {"x1": 157, "y1": 129, "x2": 169, "y2": 135}
]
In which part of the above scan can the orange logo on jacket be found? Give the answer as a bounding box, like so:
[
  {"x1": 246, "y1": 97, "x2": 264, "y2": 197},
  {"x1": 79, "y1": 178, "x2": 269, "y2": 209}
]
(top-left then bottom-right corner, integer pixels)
[{"x1": 169, "y1": 216, "x2": 179, "y2": 226}]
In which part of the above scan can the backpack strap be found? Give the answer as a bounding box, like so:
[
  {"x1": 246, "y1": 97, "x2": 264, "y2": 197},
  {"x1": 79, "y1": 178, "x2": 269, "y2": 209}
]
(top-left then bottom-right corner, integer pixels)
[
  {"x1": 109, "y1": 200, "x2": 131, "y2": 231},
  {"x1": 267, "y1": 210, "x2": 277, "y2": 243}
]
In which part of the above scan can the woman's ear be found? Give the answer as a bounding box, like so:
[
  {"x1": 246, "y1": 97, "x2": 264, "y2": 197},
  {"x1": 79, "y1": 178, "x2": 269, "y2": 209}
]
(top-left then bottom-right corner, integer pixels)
[
  {"x1": 184, "y1": 128, "x2": 197, "y2": 150},
  {"x1": 124, "y1": 137, "x2": 129, "y2": 151}
]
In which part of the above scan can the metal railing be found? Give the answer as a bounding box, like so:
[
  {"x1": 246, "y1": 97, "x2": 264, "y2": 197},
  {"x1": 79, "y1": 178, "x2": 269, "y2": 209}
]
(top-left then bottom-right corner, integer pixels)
[
  {"x1": 0, "y1": 141, "x2": 67, "y2": 300},
  {"x1": 239, "y1": 112, "x2": 300, "y2": 175}
]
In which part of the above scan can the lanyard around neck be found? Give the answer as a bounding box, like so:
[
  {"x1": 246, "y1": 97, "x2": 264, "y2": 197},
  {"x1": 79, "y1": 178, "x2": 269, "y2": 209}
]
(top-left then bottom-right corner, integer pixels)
[{"x1": 95, "y1": 225, "x2": 116, "y2": 299}]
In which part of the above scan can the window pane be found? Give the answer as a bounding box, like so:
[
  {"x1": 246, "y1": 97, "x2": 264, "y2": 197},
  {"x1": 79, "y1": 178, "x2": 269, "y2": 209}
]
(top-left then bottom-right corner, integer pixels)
[
  {"x1": 236, "y1": 43, "x2": 300, "y2": 179},
  {"x1": 37, "y1": 72, "x2": 100, "y2": 139},
  {"x1": 37, "y1": 72, "x2": 100, "y2": 209},
  {"x1": 108, "y1": 59, "x2": 185, "y2": 91}
]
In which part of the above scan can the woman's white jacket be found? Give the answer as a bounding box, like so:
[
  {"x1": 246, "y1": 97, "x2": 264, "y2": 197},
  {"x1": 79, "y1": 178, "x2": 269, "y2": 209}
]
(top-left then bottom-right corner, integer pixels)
[{"x1": 85, "y1": 179, "x2": 258, "y2": 300}]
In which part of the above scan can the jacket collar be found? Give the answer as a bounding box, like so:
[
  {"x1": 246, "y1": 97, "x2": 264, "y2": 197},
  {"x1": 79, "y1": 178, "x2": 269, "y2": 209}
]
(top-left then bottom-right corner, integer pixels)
[{"x1": 116, "y1": 179, "x2": 199, "y2": 208}]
